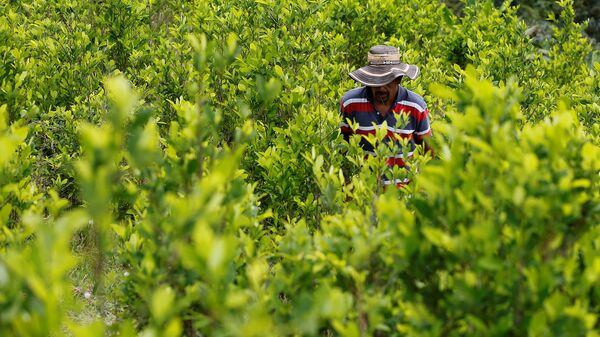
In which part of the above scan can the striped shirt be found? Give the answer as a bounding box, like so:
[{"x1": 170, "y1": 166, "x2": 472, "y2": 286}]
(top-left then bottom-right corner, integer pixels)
[{"x1": 339, "y1": 86, "x2": 432, "y2": 173}]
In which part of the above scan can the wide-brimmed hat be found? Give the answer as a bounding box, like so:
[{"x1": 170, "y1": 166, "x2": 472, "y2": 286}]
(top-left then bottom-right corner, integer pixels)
[{"x1": 349, "y1": 45, "x2": 420, "y2": 87}]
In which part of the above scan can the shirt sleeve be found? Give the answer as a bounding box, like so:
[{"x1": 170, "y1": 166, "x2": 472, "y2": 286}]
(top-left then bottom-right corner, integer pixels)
[
  {"x1": 339, "y1": 98, "x2": 354, "y2": 140},
  {"x1": 413, "y1": 106, "x2": 432, "y2": 144}
]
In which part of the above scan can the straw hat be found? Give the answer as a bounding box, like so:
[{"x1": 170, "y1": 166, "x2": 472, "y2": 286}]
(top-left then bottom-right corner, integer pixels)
[{"x1": 349, "y1": 45, "x2": 420, "y2": 87}]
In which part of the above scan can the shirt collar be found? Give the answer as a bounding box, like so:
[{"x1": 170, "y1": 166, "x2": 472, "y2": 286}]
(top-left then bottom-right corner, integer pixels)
[{"x1": 395, "y1": 86, "x2": 408, "y2": 103}]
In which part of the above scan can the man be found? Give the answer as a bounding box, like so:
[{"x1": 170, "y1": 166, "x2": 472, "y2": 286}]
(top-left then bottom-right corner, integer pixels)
[{"x1": 339, "y1": 45, "x2": 432, "y2": 187}]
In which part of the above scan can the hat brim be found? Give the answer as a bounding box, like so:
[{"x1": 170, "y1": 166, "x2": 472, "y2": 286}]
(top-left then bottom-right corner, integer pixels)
[{"x1": 349, "y1": 63, "x2": 419, "y2": 87}]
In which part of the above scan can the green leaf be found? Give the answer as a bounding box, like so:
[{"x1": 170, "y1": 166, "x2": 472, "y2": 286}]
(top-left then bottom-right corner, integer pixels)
[{"x1": 150, "y1": 286, "x2": 176, "y2": 324}]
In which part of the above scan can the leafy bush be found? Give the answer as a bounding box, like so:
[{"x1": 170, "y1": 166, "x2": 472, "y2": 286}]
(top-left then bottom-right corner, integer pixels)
[{"x1": 0, "y1": 0, "x2": 598, "y2": 336}]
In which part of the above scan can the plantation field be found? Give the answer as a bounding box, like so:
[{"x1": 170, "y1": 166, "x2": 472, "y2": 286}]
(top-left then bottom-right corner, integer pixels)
[{"x1": 1, "y1": 0, "x2": 599, "y2": 336}]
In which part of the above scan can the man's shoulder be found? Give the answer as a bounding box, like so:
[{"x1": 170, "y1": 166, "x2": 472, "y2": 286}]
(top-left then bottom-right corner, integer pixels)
[
  {"x1": 398, "y1": 88, "x2": 427, "y2": 111},
  {"x1": 341, "y1": 87, "x2": 368, "y2": 103}
]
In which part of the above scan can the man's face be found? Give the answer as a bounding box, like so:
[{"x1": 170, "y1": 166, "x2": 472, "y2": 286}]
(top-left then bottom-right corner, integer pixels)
[{"x1": 370, "y1": 78, "x2": 400, "y2": 104}]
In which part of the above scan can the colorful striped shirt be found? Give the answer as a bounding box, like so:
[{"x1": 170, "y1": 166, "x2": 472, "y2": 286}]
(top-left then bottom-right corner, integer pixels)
[{"x1": 339, "y1": 86, "x2": 432, "y2": 183}]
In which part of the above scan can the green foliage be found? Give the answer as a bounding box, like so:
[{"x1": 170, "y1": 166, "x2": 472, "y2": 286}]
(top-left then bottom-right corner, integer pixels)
[
  {"x1": 444, "y1": 0, "x2": 600, "y2": 43},
  {"x1": 0, "y1": 0, "x2": 598, "y2": 336},
  {"x1": 414, "y1": 67, "x2": 600, "y2": 335}
]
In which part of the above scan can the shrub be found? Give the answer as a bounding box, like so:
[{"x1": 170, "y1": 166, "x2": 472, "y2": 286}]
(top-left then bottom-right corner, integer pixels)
[{"x1": 0, "y1": 0, "x2": 598, "y2": 336}]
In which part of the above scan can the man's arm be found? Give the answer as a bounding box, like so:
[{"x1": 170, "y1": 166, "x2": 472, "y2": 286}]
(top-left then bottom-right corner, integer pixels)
[
  {"x1": 413, "y1": 104, "x2": 433, "y2": 157},
  {"x1": 339, "y1": 98, "x2": 354, "y2": 142}
]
